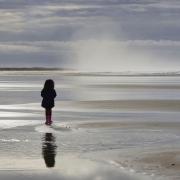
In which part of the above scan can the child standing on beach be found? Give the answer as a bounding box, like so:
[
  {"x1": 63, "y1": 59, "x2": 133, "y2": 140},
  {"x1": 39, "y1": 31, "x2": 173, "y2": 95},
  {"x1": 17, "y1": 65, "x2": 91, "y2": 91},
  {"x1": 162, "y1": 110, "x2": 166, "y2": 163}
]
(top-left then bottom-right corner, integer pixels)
[{"x1": 41, "y1": 79, "x2": 57, "y2": 125}]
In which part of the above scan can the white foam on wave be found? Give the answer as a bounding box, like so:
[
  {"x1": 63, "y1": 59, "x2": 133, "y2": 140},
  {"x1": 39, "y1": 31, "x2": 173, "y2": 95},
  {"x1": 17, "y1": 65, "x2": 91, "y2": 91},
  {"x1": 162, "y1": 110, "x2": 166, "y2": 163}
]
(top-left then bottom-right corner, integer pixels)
[
  {"x1": 0, "y1": 139, "x2": 29, "y2": 142},
  {"x1": 0, "y1": 111, "x2": 38, "y2": 118},
  {"x1": 0, "y1": 139, "x2": 20, "y2": 142},
  {"x1": 0, "y1": 120, "x2": 40, "y2": 129},
  {"x1": 35, "y1": 123, "x2": 72, "y2": 133},
  {"x1": 0, "y1": 103, "x2": 41, "y2": 110},
  {"x1": 35, "y1": 125, "x2": 56, "y2": 133}
]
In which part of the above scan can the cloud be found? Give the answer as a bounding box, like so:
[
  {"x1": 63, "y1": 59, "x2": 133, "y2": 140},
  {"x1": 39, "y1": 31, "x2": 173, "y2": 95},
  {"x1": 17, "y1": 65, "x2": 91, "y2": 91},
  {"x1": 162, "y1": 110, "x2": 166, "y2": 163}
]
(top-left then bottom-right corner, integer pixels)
[
  {"x1": 0, "y1": 44, "x2": 42, "y2": 53},
  {"x1": 0, "y1": 41, "x2": 75, "y2": 68},
  {"x1": 0, "y1": 0, "x2": 180, "y2": 71},
  {"x1": 1, "y1": 0, "x2": 180, "y2": 40},
  {"x1": 0, "y1": 39, "x2": 180, "y2": 70}
]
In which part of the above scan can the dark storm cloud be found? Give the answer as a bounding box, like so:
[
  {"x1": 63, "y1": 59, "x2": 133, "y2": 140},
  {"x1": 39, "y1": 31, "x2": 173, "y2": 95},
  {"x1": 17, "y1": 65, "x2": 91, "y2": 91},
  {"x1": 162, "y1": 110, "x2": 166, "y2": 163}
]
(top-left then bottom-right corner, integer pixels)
[
  {"x1": 0, "y1": 26, "x2": 77, "y2": 42},
  {"x1": 0, "y1": 0, "x2": 157, "y2": 8}
]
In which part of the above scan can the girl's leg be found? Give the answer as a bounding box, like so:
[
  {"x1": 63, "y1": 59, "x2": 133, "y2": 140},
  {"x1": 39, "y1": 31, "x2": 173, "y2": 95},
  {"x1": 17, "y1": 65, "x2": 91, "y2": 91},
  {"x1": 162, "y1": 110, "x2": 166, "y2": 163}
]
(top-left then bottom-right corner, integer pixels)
[
  {"x1": 45, "y1": 109, "x2": 52, "y2": 125},
  {"x1": 48, "y1": 109, "x2": 52, "y2": 125},
  {"x1": 45, "y1": 109, "x2": 48, "y2": 125}
]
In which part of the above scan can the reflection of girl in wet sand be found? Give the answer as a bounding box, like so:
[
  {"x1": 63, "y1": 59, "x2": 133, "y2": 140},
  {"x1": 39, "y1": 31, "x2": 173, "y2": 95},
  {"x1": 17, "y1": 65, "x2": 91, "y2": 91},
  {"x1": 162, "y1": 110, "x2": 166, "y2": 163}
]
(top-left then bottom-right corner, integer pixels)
[
  {"x1": 42, "y1": 133, "x2": 57, "y2": 168},
  {"x1": 41, "y1": 79, "x2": 56, "y2": 125}
]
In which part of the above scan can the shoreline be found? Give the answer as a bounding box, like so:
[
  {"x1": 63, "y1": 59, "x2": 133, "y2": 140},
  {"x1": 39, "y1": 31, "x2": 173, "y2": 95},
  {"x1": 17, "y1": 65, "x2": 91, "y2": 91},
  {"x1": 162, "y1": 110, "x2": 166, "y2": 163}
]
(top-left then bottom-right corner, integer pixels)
[
  {"x1": 0, "y1": 69, "x2": 179, "y2": 77},
  {"x1": 76, "y1": 121, "x2": 180, "y2": 130},
  {"x1": 114, "y1": 148, "x2": 180, "y2": 180},
  {"x1": 76, "y1": 121, "x2": 180, "y2": 179}
]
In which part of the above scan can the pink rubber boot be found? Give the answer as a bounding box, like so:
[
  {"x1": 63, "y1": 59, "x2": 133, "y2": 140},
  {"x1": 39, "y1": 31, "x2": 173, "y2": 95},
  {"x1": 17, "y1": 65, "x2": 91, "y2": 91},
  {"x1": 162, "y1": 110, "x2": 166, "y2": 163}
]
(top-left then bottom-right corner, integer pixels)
[
  {"x1": 47, "y1": 115, "x2": 52, "y2": 125},
  {"x1": 45, "y1": 115, "x2": 49, "y2": 125}
]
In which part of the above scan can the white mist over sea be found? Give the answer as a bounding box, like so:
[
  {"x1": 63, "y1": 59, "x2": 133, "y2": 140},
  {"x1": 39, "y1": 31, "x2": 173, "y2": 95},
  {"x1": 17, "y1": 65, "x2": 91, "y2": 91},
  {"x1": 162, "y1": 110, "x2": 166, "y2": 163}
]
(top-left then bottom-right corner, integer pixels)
[{"x1": 69, "y1": 21, "x2": 180, "y2": 73}]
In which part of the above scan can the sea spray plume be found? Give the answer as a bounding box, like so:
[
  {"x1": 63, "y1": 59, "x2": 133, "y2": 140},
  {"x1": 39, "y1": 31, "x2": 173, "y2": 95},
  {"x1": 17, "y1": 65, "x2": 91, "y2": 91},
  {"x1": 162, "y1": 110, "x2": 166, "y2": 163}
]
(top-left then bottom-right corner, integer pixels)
[
  {"x1": 71, "y1": 21, "x2": 155, "y2": 72},
  {"x1": 72, "y1": 39, "x2": 155, "y2": 72}
]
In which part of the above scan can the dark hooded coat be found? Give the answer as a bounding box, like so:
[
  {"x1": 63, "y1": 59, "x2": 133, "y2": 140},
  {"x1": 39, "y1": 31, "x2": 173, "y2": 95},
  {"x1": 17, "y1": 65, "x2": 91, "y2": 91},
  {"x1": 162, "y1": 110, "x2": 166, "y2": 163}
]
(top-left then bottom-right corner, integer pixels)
[{"x1": 41, "y1": 89, "x2": 57, "y2": 109}]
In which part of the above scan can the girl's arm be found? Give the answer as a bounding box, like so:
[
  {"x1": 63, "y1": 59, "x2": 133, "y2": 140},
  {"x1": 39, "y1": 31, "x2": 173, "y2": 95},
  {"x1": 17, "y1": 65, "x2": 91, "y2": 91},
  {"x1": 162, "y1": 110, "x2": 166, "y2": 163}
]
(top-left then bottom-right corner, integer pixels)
[
  {"x1": 54, "y1": 90, "x2": 57, "y2": 98},
  {"x1": 41, "y1": 90, "x2": 44, "y2": 97}
]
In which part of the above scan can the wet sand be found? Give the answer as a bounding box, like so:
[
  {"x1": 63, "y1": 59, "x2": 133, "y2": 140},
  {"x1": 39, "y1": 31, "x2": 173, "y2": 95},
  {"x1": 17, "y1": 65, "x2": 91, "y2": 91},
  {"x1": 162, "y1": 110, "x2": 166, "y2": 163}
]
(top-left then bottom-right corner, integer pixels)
[
  {"x1": 56, "y1": 100, "x2": 180, "y2": 111},
  {"x1": 0, "y1": 71, "x2": 179, "y2": 180},
  {"x1": 77, "y1": 121, "x2": 180, "y2": 130},
  {"x1": 114, "y1": 149, "x2": 180, "y2": 180},
  {"x1": 0, "y1": 153, "x2": 152, "y2": 180},
  {"x1": 76, "y1": 121, "x2": 180, "y2": 179}
]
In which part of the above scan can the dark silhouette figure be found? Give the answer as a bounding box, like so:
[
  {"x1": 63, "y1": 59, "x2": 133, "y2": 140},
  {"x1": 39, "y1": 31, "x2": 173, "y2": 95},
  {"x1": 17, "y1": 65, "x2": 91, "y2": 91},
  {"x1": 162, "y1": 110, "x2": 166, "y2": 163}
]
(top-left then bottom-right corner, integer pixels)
[
  {"x1": 41, "y1": 79, "x2": 56, "y2": 125},
  {"x1": 42, "y1": 133, "x2": 57, "y2": 168}
]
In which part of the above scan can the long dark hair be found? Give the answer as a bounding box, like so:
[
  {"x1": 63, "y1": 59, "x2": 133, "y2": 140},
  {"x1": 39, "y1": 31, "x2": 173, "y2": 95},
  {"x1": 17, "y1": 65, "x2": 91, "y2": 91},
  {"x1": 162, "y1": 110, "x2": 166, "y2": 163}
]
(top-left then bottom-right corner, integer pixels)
[{"x1": 43, "y1": 79, "x2": 55, "y2": 90}]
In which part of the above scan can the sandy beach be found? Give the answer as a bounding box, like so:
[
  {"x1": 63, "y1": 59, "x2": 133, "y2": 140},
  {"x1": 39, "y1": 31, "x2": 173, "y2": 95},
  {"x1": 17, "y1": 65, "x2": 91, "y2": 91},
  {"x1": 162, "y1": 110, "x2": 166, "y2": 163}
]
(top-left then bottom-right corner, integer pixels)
[
  {"x1": 77, "y1": 121, "x2": 180, "y2": 130},
  {"x1": 0, "y1": 71, "x2": 179, "y2": 180},
  {"x1": 76, "y1": 120, "x2": 180, "y2": 179}
]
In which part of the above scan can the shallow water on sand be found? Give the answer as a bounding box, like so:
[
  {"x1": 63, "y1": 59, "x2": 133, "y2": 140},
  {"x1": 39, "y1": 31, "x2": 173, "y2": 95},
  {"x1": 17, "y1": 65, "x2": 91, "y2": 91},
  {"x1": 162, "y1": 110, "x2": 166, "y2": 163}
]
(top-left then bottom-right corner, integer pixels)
[{"x1": 0, "y1": 71, "x2": 179, "y2": 179}]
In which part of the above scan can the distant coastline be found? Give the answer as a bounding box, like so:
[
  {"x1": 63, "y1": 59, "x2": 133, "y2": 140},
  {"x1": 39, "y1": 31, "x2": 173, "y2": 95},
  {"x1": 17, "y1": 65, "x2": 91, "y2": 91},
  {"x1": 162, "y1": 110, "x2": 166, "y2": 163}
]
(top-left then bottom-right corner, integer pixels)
[
  {"x1": 0, "y1": 68, "x2": 179, "y2": 76},
  {"x1": 0, "y1": 67, "x2": 67, "y2": 71}
]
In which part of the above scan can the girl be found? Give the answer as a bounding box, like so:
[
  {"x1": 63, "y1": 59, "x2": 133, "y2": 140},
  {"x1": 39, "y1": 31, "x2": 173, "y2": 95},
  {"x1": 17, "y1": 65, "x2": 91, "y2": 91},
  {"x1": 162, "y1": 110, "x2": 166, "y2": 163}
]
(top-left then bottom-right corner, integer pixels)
[{"x1": 41, "y1": 79, "x2": 57, "y2": 125}]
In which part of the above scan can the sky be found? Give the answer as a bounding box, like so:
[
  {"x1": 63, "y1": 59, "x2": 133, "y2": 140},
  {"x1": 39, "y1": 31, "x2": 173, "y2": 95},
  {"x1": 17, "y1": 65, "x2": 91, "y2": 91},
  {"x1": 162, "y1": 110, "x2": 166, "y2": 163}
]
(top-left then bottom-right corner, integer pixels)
[{"x1": 0, "y1": 0, "x2": 180, "y2": 72}]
